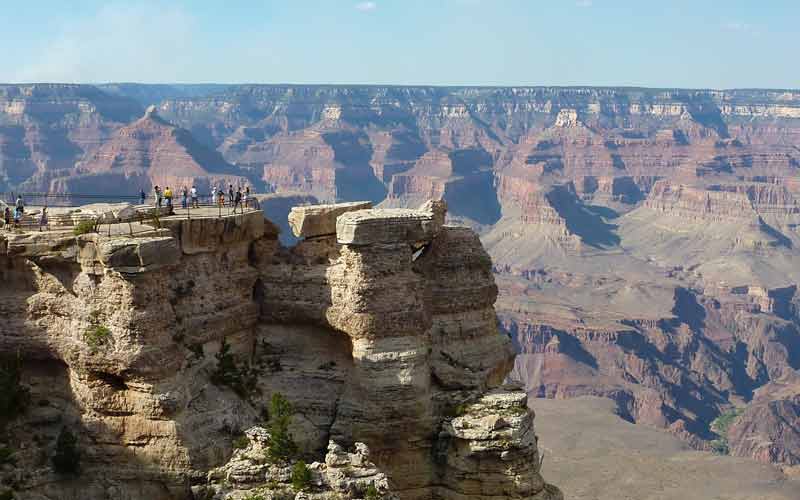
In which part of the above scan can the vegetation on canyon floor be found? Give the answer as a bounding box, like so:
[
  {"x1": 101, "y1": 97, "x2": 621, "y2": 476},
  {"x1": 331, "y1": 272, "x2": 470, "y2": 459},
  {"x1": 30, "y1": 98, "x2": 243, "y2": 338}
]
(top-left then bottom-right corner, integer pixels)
[{"x1": 709, "y1": 408, "x2": 745, "y2": 455}]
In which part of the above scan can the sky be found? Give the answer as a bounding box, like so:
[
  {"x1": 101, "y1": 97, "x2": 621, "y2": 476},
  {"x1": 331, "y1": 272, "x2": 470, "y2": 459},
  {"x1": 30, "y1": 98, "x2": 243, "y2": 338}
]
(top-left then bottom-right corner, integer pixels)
[{"x1": 1, "y1": 0, "x2": 798, "y2": 89}]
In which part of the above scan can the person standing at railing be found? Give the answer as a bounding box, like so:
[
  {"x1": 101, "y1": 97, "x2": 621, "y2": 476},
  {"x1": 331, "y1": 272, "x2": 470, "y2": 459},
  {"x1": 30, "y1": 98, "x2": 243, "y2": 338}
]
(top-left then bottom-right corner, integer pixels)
[
  {"x1": 181, "y1": 186, "x2": 188, "y2": 209},
  {"x1": 233, "y1": 188, "x2": 243, "y2": 214},
  {"x1": 244, "y1": 186, "x2": 250, "y2": 209},
  {"x1": 154, "y1": 186, "x2": 162, "y2": 208},
  {"x1": 164, "y1": 186, "x2": 174, "y2": 214},
  {"x1": 39, "y1": 207, "x2": 48, "y2": 232},
  {"x1": 210, "y1": 185, "x2": 216, "y2": 205},
  {"x1": 191, "y1": 186, "x2": 199, "y2": 208},
  {"x1": 3, "y1": 207, "x2": 11, "y2": 230},
  {"x1": 13, "y1": 206, "x2": 21, "y2": 228},
  {"x1": 140, "y1": 188, "x2": 147, "y2": 205},
  {"x1": 15, "y1": 195, "x2": 24, "y2": 216},
  {"x1": 228, "y1": 184, "x2": 235, "y2": 206},
  {"x1": 217, "y1": 187, "x2": 225, "y2": 207}
]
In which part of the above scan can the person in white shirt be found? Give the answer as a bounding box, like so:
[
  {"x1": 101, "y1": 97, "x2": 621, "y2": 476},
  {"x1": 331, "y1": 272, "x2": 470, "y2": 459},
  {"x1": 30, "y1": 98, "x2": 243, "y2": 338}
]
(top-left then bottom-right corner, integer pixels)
[{"x1": 191, "y1": 186, "x2": 199, "y2": 208}]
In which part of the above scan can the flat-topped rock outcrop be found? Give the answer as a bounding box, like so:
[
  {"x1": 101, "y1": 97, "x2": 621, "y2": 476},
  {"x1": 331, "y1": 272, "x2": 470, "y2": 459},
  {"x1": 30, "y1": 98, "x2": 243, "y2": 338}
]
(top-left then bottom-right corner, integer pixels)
[
  {"x1": 288, "y1": 200, "x2": 372, "y2": 238},
  {"x1": 0, "y1": 200, "x2": 561, "y2": 500}
]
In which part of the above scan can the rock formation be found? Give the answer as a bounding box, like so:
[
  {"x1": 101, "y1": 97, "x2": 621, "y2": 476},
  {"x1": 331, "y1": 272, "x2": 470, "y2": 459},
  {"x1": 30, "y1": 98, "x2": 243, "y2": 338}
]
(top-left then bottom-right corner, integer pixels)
[
  {"x1": 2, "y1": 83, "x2": 800, "y2": 470},
  {"x1": 0, "y1": 200, "x2": 561, "y2": 500}
]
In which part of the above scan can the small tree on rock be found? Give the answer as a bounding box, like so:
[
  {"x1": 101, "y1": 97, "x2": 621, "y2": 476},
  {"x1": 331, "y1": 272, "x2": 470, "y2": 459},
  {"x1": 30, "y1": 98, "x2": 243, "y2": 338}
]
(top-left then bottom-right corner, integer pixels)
[
  {"x1": 291, "y1": 460, "x2": 312, "y2": 491},
  {"x1": 266, "y1": 393, "x2": 297, "y2": 463}
]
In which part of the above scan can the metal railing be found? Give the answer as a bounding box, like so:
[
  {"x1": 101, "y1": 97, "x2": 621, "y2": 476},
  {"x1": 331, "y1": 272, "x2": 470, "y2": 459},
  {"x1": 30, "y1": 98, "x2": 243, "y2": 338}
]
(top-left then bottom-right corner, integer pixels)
[{"x1": 1, "y1": 192, "x2": 261, "y2": 236}]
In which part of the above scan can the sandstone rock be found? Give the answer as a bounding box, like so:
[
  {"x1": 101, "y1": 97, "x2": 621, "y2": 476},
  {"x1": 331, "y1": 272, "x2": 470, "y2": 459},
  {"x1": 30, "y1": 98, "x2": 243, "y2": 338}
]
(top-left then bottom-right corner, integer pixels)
[
  {"x1": 0, "y1": 200, "x2": 560, "y2": 500},
  {"x1": 336, "y1": 200, "x2": 446, "y2": 246},
  {"x1": 288, "y1": 201, "x2": 372, "y2": 238}
]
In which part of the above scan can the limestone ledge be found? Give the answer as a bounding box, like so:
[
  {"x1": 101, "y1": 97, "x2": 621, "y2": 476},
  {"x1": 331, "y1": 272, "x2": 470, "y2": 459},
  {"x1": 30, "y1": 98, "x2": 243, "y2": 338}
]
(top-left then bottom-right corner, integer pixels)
[
  {"x1": 336, "y1": 200, "x2": 446, "y2": 246},
  {"x1": 0, "y1": 210, "x2": 269, "y2": 276},
  {"x1": 289, "y1": 201, "x2": 372, "y2": 238}
]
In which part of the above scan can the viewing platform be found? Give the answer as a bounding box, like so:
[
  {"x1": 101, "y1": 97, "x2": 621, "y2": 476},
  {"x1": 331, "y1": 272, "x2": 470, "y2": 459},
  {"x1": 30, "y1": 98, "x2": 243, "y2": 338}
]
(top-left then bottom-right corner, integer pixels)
[{"x1": 1, "y1": 199, "x2": 268, "y2": 275}]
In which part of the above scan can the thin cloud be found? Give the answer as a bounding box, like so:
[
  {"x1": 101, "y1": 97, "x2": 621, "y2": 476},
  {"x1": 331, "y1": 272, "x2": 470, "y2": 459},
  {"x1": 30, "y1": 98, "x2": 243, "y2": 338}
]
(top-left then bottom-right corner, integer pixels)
[
  {"x1": 723, "y1": 21, "x2": 761, "y2": 36},
  {"x1": 576, "y1": 0, "x2": 593, "y2": 7},
  {"x1": 13, "y1": 3, "x2": 195, "y2": 83},
  {"x1": 356, "y1": 2, "x2": 377, "y2": 12}
]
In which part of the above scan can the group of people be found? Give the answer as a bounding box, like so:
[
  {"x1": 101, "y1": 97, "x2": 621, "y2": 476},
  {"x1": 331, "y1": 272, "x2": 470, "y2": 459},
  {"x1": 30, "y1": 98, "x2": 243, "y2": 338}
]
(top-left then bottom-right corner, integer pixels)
[
  {"x1": 2, "y1": 195, "x2": 48, "y2": 231},
  {"x1": 140, "y1": 184, "x2": 254, "y2": 214}
]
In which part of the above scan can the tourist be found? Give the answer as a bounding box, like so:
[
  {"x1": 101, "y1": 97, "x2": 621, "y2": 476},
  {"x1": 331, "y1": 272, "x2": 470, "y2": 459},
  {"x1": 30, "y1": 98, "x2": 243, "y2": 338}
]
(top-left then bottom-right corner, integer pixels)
[
  {"x1": 191, "y1": 185, "x2": 199, "y2": 208},
  {"x1": 164, "y1": 186, "x2": 174, "y2": 214},
  {"x1": 234, "y1": 188, "x2": 243, "y2": 214},
  {"x1": 181, "y1": 186, "x2": 188, "y2": 209},
  {"x1": 154, "y1": 185, "x2": 162, "y2": 208},
  {"x1": 210, "y1": 185, "x2": 217, "y2": 205},
  {"x1": 39, "y1": 207, "x2": 48, "y2": 232},
  {"x1": 228, "y1": 184, "x2": 235, "y2": 205},
  {"x1": 140, "y1": 188, "x2": 146, "y2": 205},
  {"x1": 13, "y1": 206, "x2": 21, "y2": 228},
  {"x1": 217, "y1": 188, "x2": 225, "y2": 207},
  {"x1": 15, "y1": 195, "x2": 24, "y2": 216},
  {"x1": 244, "y1": 186, "x2": 250, "y2": 208},
  {"x1": 3, "y1": 207, "x2": 11, "y2": 230}
]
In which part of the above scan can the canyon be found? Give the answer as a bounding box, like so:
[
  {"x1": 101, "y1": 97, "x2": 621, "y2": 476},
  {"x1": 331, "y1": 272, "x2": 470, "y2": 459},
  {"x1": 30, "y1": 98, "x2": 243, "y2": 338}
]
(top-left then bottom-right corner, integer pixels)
[{"x1": 2, "y1": 83, "x2": 800, "y2": 494}]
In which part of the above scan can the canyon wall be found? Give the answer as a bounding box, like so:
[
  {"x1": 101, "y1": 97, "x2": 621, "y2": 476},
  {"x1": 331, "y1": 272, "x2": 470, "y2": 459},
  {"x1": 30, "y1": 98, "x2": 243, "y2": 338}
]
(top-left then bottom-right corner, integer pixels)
[
  {"x1": 2, "y1": 83, "x2": 800, "y2": 469},
  {"x1": 0, "y1": 201, "x2": 560, "y2": 500}
]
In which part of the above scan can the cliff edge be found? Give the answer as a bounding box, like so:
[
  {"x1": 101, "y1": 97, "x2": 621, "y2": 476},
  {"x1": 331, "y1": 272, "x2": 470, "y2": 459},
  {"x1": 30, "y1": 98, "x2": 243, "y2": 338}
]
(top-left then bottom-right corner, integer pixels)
[{"x1": 0, "y1": 202, "x2": 561, "y2": 500}]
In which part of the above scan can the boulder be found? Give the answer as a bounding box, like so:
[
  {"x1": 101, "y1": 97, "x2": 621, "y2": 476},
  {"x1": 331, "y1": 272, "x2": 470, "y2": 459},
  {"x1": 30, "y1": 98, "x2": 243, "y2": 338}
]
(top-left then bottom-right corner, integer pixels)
[
  {"x1": 288, "y1": 201, "x2": 372, "y2": 238},
  {"x1": 336, "y1": 200, "x2": 447, "y2": 246}
]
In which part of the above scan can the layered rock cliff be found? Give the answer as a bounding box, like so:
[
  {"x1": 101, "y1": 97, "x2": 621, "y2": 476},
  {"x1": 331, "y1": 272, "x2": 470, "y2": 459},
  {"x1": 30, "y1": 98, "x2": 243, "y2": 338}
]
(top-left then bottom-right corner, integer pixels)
[
  {"x1": 0, "y1": 201, "x2": 561, "y2": 500},
  {"x1": 2, "y1": 82, "x2": 800, "y2": 471}
]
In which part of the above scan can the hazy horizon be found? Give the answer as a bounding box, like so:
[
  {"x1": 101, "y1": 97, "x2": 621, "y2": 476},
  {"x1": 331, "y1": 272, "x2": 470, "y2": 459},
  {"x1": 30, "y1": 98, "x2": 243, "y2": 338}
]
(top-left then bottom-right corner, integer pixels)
[{"x1": 5, "y1": 82, "x2": 800, "y2": 92}]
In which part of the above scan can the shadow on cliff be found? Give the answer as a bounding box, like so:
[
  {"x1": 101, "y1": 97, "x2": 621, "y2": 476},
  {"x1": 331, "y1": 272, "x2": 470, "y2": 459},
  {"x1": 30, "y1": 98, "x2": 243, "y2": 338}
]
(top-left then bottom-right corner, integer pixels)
[
  {"x1": 322, "y1": 131, "x2": 387, "y2": 204},
  {"x1": 442, "y1": 149, "x2": 502, "y2": 225},
  {"x1": 546, "y1": 186, "x2": 620, "y2": 248}
]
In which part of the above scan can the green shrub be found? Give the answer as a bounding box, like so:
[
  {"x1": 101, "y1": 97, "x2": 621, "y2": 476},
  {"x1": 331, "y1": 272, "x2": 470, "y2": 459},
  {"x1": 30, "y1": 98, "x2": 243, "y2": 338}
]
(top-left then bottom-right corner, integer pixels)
[
  {"x1": 0, "y1": 446, "x2": 15, "y2": 465},
  {"x1": 709, "y1": 408, "x2": 744, "y2": 456},
  {"x1": 710, "y1": 438, "x2": 730, "y2": 455},
  {"x1": 0, "y1": 354, "x2": 29, "y2": 423},
  {"x1": 52, "y1": 427, "x2": 80, "y2": 475},
  {"x1": 291, "y1": 460, "x2": 312, "y2": 492},
  {"x1": 365, "y1": 483, "x2": 381, "y2": 500},
  {"x1": 266, "y1": 393, "x2": 297, "y2": 463},
  {"x1": 83, "y1": 325, "x2": 111, "y2": 351},
  {"x1": 232, "y1": 435, "x2": 250, "y2": 450},
  {"x1": 242, "y1": 494, "x2": 266, "y2": 500},
  {"x1": 210, "y1": 338, "x2": 260, "y2": 399},
  {"x1": 711, "y1": 408, "x2": 744, "y2": 435},
  {"x1": 73, "y1": 219, "x2": 97, "y2": 236}
]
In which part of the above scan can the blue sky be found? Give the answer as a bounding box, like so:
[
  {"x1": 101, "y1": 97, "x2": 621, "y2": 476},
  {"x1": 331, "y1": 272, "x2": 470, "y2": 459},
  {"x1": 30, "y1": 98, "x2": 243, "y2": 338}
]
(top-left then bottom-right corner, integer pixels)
[{"x1": 2, "y1": 0, "x2": 798, "y2": 89}]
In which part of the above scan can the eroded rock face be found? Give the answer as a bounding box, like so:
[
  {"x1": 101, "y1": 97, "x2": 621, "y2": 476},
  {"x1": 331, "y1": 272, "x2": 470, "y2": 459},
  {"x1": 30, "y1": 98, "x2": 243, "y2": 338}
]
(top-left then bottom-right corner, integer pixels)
[
  {"x1": 0, "y1": 201, "x2": 560, "y2": 500},
  {"x1": 288, "y1": 201, "x2": 372, "y2": 238}
]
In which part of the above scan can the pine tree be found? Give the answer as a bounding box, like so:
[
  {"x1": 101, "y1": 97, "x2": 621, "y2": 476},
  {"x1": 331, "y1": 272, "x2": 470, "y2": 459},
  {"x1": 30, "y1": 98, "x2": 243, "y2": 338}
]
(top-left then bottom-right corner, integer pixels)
[{"x1": 266, "y1": 393, "x2": 297, "y2": 463}]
